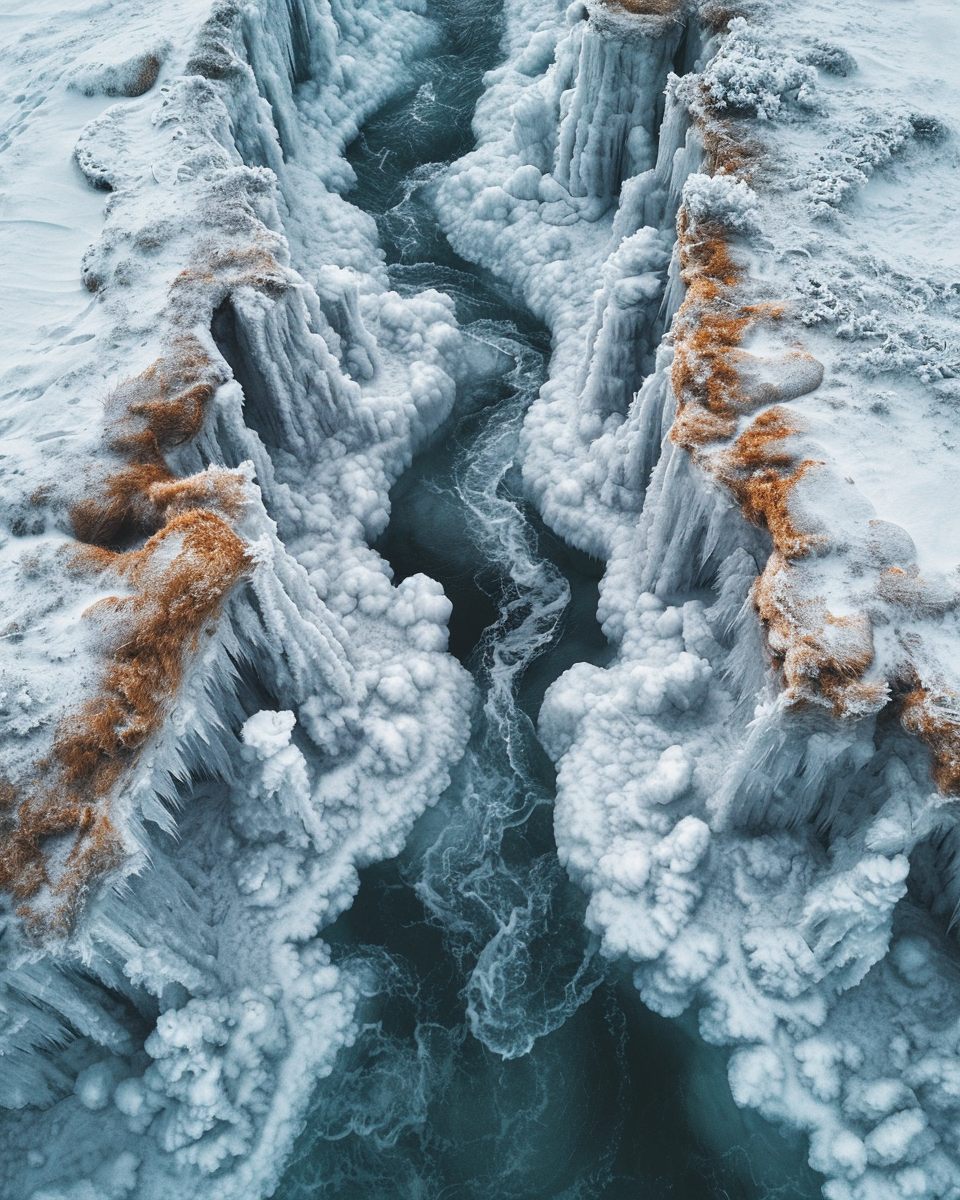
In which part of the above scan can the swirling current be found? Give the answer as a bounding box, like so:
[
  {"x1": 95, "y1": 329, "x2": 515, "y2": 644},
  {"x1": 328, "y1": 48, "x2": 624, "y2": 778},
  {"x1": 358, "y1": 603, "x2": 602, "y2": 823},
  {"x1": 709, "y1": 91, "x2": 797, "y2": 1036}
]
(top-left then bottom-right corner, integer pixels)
[{"x1": 276, "y1": 2, "x2": 822, "y2": 1197}]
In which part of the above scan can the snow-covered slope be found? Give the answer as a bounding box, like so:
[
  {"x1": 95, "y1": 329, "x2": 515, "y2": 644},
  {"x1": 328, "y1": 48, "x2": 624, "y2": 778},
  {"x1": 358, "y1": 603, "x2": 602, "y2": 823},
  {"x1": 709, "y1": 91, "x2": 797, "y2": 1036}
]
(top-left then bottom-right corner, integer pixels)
[
  {"x1": 435, "y1": 1, "x2": 960, "y2": 1196},
  {"x1": 0, "y1": 1, "x2": 475, "y2": 1196}
]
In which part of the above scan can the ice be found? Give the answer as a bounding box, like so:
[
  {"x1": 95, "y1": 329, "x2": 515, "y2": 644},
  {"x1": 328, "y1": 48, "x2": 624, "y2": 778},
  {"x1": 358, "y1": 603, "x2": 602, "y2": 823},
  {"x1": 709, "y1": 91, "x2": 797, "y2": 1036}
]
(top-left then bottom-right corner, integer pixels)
[{"x1": 0, "y1": 0, "x2": 472, "y2": 1195}]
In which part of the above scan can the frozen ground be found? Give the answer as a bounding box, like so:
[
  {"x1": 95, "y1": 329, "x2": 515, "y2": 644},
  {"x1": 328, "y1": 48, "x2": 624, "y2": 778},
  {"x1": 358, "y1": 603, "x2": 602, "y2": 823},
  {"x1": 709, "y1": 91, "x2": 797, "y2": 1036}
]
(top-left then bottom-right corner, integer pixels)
[{"x1": 0, "y1": 0, "x2": 959, "y2": 1197}]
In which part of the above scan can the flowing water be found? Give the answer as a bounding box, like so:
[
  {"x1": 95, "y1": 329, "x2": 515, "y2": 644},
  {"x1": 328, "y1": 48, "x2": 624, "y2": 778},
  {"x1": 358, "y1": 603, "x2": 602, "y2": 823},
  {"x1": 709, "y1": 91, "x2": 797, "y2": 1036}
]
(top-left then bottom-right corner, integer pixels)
[{"x1": 276, "y1": 3, "x2": 822, "y2": 1196}]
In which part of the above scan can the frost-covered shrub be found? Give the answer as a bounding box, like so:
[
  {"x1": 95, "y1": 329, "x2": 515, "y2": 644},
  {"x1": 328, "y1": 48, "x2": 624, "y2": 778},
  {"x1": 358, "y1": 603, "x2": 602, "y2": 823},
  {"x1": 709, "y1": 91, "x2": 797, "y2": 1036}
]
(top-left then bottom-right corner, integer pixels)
[{"x1": 694, "y1": 18, "x2": 819, "y2": 120}]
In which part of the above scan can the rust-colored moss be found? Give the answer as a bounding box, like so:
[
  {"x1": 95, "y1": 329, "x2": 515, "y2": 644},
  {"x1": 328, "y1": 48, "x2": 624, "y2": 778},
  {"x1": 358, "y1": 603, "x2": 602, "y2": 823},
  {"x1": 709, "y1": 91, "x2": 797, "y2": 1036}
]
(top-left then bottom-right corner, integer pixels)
[
  {"x1": 3, "y1": 325, "x2": 251, "y2": 932},
  {"x1": 127, "y1": 54, "x2": 161, "y2": 98},
  {"x1": 702, "y1": 122, "x2": 763, "y2": 181},
  {"x1": 667, "y1": 198, "x2": 882, "y2": 719},
  {"x1": 596, "y1": 0, "x2": 682, "y2": 15},
  {"x1": 700, "y1": 2, "x2": 748, "y2": 33},
  {"x1": 902, "y1": 686, "x2": 960, "y2": 795},
  {"x1": 9, "y1": 510, "x2": 251, "y2": 934},
  {"x1": 669, "y1": 214, "x2": 788, "y2": 449},
  {"x1": 718, "y1": 410, "x2": 826, "y2": 560},
  {"x1": 171, "y1": 246, "x2": 288, "y2": 299}
]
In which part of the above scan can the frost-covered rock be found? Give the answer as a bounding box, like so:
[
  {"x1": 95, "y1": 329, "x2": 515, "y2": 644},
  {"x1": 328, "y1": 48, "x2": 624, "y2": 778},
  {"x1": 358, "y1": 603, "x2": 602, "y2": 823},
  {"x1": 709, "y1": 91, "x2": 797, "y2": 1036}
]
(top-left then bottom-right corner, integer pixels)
[{"x1": 0, "y1": 0, "x2": 472, "y2": 1196}]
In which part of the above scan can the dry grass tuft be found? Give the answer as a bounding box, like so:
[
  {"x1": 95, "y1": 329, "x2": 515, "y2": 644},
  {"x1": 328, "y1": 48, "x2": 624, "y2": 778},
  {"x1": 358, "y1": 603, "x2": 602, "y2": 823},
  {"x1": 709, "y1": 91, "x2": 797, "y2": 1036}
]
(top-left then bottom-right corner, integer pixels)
[
  {"x1": 702, "y1": 122, "x2": 763, "y2": 180},
  {"x1": 70, "y1": 340, "x2": 236, "y2": 549},
  {"x1": 720, "y1": 413, "x2": 827, "y2": 561},
  {"x1": 172, "y1": 246, "x2": 289, "y2": 300},
  {"x1": 901, "y1": 686, "x2": 960, "y2": 795},
  {"x1": 700, "y1": 2, "x2": 748, "y2": 32}
]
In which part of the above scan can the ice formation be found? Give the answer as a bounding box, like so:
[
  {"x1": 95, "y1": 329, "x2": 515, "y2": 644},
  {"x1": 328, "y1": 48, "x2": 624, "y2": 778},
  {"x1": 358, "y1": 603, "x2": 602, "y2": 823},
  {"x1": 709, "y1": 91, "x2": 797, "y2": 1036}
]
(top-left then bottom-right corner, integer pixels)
[
  {"x1": 2, "y1": 0, "x2": 960, "y2": 1195},
  {"x1": 436, "y1": 0, "x2": 960, "y2": 1196},
  {"x1": 0, "y1": 1, "x2": 473, "y2": 1195}
]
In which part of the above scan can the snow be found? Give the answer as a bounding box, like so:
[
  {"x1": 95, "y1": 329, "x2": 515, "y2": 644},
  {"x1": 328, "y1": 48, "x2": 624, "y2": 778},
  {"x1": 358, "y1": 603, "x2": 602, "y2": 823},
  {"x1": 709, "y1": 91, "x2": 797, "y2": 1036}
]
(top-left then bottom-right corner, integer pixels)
[{"x1": 0, "y1": 0, "x2": 472, "y2": 1195}]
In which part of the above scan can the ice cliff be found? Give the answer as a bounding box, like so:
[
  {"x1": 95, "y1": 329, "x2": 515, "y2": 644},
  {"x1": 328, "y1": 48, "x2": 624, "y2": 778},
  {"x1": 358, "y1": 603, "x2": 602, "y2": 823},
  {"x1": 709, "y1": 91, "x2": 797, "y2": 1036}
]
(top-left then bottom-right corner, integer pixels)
[
  {"x1": 437, "y1": 0, "x2": 960, "y2": 1197},
  {"x1": 1, "y1": 0, "x2": 960, "y2": 1196},
  {"x1": 0, "y1": 1, "x2": 474, "y2": 1195}
]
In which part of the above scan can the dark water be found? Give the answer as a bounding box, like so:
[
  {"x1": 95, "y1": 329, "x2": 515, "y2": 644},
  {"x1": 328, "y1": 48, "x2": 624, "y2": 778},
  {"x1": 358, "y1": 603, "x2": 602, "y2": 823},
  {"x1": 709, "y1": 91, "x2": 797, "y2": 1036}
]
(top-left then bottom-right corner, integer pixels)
[{"x1": 275, "y1": 2, "x2": 822, "y2": 1197}]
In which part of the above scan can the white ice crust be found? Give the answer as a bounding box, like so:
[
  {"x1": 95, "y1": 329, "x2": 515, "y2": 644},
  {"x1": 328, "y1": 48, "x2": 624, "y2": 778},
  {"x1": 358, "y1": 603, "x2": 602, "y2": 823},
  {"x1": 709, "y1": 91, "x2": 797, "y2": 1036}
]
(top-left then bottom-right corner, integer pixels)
[{"x1": 3, "y1": 0, "x2": 960, "y2": 1196}]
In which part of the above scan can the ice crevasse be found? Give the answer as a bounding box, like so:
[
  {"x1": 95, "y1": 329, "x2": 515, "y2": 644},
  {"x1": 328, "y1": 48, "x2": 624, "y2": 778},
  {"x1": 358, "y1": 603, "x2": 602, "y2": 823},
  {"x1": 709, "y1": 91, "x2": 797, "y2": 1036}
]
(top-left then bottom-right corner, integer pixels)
[{"x1": 0, "y1": 0, "x2": 960, "y2": 1198}]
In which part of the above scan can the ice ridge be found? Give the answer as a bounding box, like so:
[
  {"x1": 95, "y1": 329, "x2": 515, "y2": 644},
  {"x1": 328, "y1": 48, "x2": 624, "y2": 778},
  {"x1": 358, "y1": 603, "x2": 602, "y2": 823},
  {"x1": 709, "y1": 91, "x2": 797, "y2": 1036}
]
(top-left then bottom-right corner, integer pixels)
[{"x1": 2, "y1": 0, "x2": 960, "y2": 1196}]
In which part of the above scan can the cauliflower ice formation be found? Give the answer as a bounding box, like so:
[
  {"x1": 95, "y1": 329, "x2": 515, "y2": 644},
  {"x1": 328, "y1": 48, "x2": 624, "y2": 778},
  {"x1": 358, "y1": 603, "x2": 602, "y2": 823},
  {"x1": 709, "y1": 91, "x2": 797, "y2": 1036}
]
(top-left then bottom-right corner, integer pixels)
[
  {"x1": 0, "y1": 0, "x2": 473, "y2": 1195},
  {"x1": 436, "y1": 0, "x2": 960, "y2": 1195}
]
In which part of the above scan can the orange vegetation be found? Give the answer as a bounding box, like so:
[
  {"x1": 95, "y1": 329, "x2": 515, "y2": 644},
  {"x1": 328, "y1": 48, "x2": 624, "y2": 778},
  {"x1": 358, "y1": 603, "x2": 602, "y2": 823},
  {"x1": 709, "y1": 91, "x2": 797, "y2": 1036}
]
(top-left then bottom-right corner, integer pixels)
[
  {"x1": 171, "y1": 246, "x2": 289, "y2": 302},
  {"x1": 71, "y1": 338, "x2": 242, "y2": 549},
  {"x1": 2, "y1": 329, "x2": 256, "y2": 932},
  {"x1": 661, "y1": 17, "x2": 960, "y2": 792},
  {"x1": 669, "y1": 210, "x2": 785, "y2": 450},
  {"x1": 668, "y1": 217, "x2": 744, "y2": 453},
  {"x1": 4, "y1": 240, "x2": 292, "y2": 933},
  {"x1": 700, "y1": 3, "x2": 747, "y2": 32},
  {"x1": 668, "y1": 201, "x2": 882, "y2": 717},
  {"x1": 901, "y1": 685, "x2": 960, "y2": 795},
  {"x1": 702, "y1": 122, "x2": 762, "y2": 181},
  {"x1": 596, "y1": 0, "x2": 683, "y2": 16},
  {"x1": 718, "y1": 410, "x2": 826, "y2": 561},
  {"x1": 6, "y1": 511, "x2": 249, "y2": 934}
]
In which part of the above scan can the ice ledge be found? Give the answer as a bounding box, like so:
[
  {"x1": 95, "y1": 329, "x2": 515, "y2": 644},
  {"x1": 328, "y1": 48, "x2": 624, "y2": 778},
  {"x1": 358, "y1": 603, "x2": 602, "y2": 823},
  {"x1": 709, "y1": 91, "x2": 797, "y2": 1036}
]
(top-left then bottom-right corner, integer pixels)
[{"x1": 0, "y1": 1, "x2": 473, "y2": 1196}]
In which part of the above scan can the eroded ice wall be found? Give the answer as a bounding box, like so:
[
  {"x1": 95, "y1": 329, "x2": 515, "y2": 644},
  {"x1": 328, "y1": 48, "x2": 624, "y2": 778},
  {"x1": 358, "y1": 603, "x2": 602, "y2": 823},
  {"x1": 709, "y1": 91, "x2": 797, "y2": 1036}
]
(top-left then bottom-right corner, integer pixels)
[
  {"x1": 0, "y1": 1, "x2": 478, "y2": 1196},
  {"x1": 436, "y1": 1, "x2": 960, "y2": 1197}
]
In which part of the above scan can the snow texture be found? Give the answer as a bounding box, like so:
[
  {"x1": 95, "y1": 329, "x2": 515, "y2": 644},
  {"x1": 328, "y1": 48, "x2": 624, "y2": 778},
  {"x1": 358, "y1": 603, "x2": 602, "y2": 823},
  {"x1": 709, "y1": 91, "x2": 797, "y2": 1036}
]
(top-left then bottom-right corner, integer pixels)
[{"x1": 3, "y1": 0, "x2": 960, "y2": 1196}]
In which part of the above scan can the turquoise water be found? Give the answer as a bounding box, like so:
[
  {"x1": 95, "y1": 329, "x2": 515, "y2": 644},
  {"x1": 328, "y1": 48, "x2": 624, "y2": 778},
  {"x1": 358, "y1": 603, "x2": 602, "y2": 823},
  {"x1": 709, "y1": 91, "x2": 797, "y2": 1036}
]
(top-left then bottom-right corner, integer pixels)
[{"x1": 275, "y1": 4, "x2": 823, "y2": 1196}]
